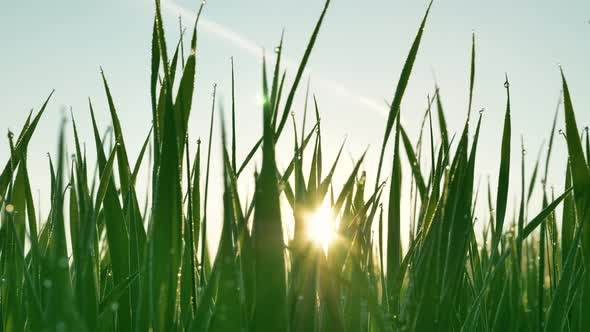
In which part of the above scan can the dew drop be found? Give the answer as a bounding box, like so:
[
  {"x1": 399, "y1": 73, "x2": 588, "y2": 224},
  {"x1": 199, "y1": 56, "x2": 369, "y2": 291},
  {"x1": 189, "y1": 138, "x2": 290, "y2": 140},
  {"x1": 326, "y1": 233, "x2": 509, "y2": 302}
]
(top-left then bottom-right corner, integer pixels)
[
  {"x1": 479, "y1": 108, "x2": 485, "y2": 114},
  {"x1": 43, "y1": 279, "x2": 53, "y2": 289},
  {"x1": 202, "y1": 0, "x2": 206, "y2": 4},
  {"x1": 197, "y1": 138, "x2": 202, "y2": 145},
  {"x1": 7, "y1": 131, "x2": 14, "y2": 140},
  {"x1": 58, "y1": 257, "x2": 68, "y2": 269},
  {"x1": 5, "y1": 204, "x2": 15, "y2": 213},
  {"x1": 274, "y1": 46, "x2": 281, "y2": 54},
  {"x1": 291, "y1": 111, "x2": 295, "y2": 117},
  {"x1": 504, "y1": 81, "x2": 509, "y2": 89},
  {"x1": 110, "y1": 302, "x2": 119, "y2": 311}
]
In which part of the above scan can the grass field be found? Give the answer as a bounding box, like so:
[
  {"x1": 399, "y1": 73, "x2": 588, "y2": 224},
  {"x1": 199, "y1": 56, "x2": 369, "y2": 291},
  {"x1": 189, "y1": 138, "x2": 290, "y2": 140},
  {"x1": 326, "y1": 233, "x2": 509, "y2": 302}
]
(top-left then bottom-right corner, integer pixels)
[{"x1": 1, "y1": 1, "x2": 590, "y2": 331}]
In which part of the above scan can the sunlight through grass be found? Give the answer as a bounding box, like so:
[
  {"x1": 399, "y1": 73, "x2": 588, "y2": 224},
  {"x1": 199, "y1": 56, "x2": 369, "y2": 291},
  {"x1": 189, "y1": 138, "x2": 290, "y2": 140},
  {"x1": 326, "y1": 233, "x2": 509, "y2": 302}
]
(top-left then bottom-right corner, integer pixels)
[{"x1": 306, "y1": 203, "x2": 336, "y2": 253}]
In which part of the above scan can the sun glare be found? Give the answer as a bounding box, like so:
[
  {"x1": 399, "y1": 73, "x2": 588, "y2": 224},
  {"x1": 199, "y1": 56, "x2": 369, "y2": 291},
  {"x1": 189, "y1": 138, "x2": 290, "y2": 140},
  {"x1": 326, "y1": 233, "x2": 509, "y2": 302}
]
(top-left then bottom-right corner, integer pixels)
[{"x1": 307, "y1": 203, "x2": 336, "y2": 253}]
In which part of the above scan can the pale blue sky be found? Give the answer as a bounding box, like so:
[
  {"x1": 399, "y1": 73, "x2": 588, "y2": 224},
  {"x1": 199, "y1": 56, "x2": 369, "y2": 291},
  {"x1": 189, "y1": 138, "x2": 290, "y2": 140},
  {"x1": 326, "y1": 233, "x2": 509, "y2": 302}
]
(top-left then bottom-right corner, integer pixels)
[{"x1": 1, "y1": 0, "x2": 589, "y2": 246}]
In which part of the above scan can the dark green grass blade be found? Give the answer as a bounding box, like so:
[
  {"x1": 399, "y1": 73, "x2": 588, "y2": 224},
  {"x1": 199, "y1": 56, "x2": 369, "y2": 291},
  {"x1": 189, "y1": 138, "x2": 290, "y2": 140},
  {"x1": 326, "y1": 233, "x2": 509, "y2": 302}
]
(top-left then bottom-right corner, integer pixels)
[
  {"x1": 560, "y1": 69, "x2": 590, "y2": 330},
  {"x1": 400, "y1": 126, "x2": 427, "y2": 199},
  {"x1": 386, "y1": 114, "x2": 402, "y2": 311},
  {"x1": 132, "y1": 128, "x2": 153, "y2": 184},
  {"x1": 0, "y1": 91, "x2": 54, "y2": 197},
  {"x1": 562, "y1": 162, "x2": 575, "y2": 262},
  {"x1": 467, "y1": 32, "x2": 475, "y2": 119},
  {"x1": 435, "y1": 87, "x2": 450, "y2": 152},
  {"x1": 493, "y1": 75, "x2": 512, "y2": 254},
  {"x1": 251, "y1": 72, "x2": 289, "y2": 332},
  {"x1": 89, "y1": 101, "x2": 134, "y2": 331}
]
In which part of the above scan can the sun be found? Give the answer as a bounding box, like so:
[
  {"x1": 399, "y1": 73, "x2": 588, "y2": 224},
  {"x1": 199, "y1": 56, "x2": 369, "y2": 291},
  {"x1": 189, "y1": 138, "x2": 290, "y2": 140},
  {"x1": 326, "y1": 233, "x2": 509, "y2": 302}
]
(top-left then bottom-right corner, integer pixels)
[{"x1": 306, "y1": 203, "x2": 336, "y2": 253}]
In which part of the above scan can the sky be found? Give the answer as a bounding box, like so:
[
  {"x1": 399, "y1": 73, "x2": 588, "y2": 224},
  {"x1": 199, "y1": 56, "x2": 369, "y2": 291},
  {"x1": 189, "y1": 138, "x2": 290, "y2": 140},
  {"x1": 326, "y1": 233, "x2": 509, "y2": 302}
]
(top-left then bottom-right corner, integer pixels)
[{"x1": 1, "y1": 0, "x2": 589, "y2": 249}]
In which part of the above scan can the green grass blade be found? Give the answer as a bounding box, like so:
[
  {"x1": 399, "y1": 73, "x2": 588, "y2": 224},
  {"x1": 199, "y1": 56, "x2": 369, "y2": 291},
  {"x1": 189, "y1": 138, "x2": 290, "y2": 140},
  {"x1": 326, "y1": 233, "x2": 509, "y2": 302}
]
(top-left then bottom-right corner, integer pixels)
[
  {"x1": 493, "y1": 75, "x2": 512, "y2": 254},
  {"x1": 274, "y1": 0, "x2": 331, "y2": 139},
  {"x1": 374, "y1": 0, "x2": 433, "y2": 191}
]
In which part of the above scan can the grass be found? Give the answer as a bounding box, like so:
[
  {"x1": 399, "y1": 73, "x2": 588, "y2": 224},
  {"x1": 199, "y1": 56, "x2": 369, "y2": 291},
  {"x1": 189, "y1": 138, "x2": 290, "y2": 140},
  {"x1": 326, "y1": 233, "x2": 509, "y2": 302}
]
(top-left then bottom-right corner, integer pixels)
[{"x1": 1, "y1": 0, "x2": 589, "y2": 331}]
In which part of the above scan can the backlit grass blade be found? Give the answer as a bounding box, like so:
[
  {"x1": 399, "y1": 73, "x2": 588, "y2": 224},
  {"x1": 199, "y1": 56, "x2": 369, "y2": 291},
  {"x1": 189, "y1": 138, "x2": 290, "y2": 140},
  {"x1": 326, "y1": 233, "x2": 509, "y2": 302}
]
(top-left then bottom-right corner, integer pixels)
[
  {"x1": 275, "y1": 0, "x2": 331, "y2": 139},
  {"x1": 201, "y1": 84, "x2": 217, "y2": 285},
  {"x1": 174, "y1": 3, "x2": 203, "y2": 151},
  {"x1": 374, "y1": 0, "x2": 433, "y2": 191},
  {"x1": 231, "y1": 57, "x2": 237, "y2": 172}
]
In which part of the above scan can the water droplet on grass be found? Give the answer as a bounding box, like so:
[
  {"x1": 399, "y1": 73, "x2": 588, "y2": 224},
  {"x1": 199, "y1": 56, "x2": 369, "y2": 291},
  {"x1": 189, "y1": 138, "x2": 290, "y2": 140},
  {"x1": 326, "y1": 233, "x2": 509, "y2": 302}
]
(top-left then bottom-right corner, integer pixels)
[
  {"x1": 43, "y1": 279, "x2": 53, "y2": 288},
  {"x1": 58, "y1": 257, "x2": 68, "y2": 268}
]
